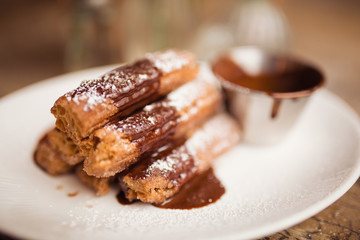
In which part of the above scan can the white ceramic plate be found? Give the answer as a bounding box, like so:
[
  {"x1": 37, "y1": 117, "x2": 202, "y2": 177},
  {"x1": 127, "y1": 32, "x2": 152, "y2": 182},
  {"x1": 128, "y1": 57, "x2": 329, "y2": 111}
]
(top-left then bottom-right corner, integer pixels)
[{"x1": 0, "y1": 66, "x2": 359, "y2": 240}]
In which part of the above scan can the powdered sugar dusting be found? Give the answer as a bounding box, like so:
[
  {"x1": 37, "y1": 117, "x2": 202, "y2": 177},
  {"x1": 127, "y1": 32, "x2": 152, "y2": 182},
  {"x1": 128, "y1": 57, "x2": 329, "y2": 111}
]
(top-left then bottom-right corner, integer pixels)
[
  {"x1": 142, "y1": 144, "x2": 195, "y2": 182},
  {"x1": 145, "y1": 50, "x2": 193, "y2": 73},
  {"x1": 65, "y1": 82, "x2": 107, "y2": 111},
  {"x1": 64, "y1": 60, "x2": 159, "y2": 112},
  {"x1": 166, "y1": 63, "x2": 220, "y2": 111},
  {"x1": 147, "y1": 154, "x2": 178, "y2": 174},
  {"x1": 197, "y1": 62, "x2": 221, "y2": 86},
  {"x1": 167, "y1": 80, "x2": 210, "y2": 111},
  {"x1": 111, "y1": 101, "x2": 177, "y2": 137},
  {"x1": 186, "y1": 114, "x2": 241, "y2": 159}
]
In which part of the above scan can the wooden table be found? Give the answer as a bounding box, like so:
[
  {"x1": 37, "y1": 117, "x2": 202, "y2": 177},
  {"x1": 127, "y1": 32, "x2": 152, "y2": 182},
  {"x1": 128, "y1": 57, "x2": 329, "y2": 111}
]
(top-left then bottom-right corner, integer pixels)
[
  {"x1": 263, "y1": 181, "x2": 360, "y2": 239},
  {"x1": 0, "y1": 1, "x2": 359, "y2": 239}
]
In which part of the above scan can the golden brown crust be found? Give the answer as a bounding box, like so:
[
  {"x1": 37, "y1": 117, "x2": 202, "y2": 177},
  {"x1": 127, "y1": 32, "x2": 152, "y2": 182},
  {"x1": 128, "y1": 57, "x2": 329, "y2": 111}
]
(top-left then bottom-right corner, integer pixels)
[
  {"x1": 52, "y1": 98, "x2": 118, "y2": 143},
  {"x1": 83, "y1": 127, "x2": 140, "y2": 177},
  {"x1": 34, "y1": 130, "x2": 113, "y2": 195},
  {"x1": 75, "y1": 165, "x2": 113, "y2": 196},
  {"x1": 34, "y1": 132, "x2": 74, "y2": 175},
  {"x1": 173, "y1": 80, "x2": 222, "y2": 139},
  {"x1": 186, "y1": 114, "x2": 242, "y2": 172},
  {"x1": 158, "y1": 63, "x2": 198, "y2": 95},
  {"x1": 47, "y1": 128, "x2": 84, "y2": 165},
  {"x1": 123, "y1": 176, "x2": 177, "y2": 204}
]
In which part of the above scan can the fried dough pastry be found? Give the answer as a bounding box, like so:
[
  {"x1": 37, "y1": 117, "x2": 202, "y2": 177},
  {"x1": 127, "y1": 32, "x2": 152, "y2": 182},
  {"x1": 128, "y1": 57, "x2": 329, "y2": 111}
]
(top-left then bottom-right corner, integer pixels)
[
  {"x1": 75, "y1": 165, "x2": 114, "y2": 196},
  {"x1": 34, "y1": 129, "x2": 76, "y2": 175},
  {"x1": 52, "y1": 50, "x2": 198, "y2": 143},
  {"x1": 82, "y1": 77, "x2": 222, "y2": 178},
  {"x1": 120, "y1": 113, "x2": 241, "y2": 204}
]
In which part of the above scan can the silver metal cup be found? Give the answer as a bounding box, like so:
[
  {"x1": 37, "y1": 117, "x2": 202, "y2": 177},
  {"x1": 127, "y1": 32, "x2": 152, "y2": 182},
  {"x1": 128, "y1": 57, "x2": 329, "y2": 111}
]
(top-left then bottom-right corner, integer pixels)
[{"x1": 212, "y1": 46, "x2": 325, "y2": 145}]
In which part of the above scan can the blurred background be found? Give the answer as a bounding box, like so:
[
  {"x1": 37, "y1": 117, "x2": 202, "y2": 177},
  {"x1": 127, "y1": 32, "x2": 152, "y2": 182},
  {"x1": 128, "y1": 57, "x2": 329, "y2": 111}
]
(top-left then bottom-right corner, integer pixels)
[{"x1": 0, "y1": 0, "x2": 359, "y2": 114}]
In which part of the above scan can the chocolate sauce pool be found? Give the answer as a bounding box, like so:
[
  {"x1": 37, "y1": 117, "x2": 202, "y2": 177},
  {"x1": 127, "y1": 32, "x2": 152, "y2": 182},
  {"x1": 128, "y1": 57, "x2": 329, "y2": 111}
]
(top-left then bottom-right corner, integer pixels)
[
  {"x1": 156, "y1": 168, "x2": 225, "y2": 209},
  {"x1": 212, "y1": 56, "x2": 323, "y2": 95},
  {"x1": 212, "y1": 55, "x2": 324, "y2": 118},
  {"x1": 117, "y1": 168, "x2": 225, "y2": 209}
]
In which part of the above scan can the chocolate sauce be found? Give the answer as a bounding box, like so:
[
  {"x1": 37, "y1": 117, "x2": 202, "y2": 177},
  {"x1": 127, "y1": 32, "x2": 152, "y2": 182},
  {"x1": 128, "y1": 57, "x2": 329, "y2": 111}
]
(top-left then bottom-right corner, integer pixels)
[
  {"x1": 212, "y1": 55, "x2": 324, "y2": 119},
  {"x1": 116, "y1": 190, "x2": 134, "y2": 205},
  {"x1": 212, "y1": 56, "x2": 324, "y2": 95},
  {"x1": 117, "y1": 168, "x2": 225, "y2": 210},
  {"x1": 67, "y1": 59, "x2": 162, "y2": 111},
  {"x1": 112, "y1": 101, "x2": 180, "y2": 153},
  {"x1": 271, "y1": 98, "x2": 282, "y2": 119},
  {"x1": 155, "y1": 168, "x2": 225, "y2": 209},
  {"x1": 127, "y1": 140, "x2": 196, "y2": 182},
  {"x1": 117, "y1": 140, "x2": 197, "y2": 205},
  {"x1": 117, "y1": 141, "x2": 224, "y2": 210}
]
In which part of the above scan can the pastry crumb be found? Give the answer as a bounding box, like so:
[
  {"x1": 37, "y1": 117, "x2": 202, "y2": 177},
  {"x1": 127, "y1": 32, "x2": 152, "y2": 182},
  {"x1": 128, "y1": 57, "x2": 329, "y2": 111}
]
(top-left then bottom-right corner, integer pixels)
[{"x1": 67, "y1": 191, "x2": 79, "y2": 197}]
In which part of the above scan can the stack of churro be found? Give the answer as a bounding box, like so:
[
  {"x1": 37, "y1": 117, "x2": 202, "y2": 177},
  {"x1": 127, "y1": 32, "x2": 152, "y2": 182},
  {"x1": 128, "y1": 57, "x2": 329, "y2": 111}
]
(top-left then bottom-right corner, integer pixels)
[{"x1": 34, "y1": 49, "x2": 241, "y2": 203}]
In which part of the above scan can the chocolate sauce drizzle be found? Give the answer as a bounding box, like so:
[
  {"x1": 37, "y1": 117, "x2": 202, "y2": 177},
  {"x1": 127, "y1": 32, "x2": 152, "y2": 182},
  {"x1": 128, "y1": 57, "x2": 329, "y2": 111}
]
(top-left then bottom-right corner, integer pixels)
[
  {"x1": 127, "y1": 139, "x2": 196, "y2": 182},
  {"x1": 117, "y1": 168, "x2": 225, "y2": 210},
  {"x1": 66, "y1": 59, "x2": 162, "y2": 111},
  {"x1": 111, "y1": 100, "x2": 180, "y2": 153}
]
